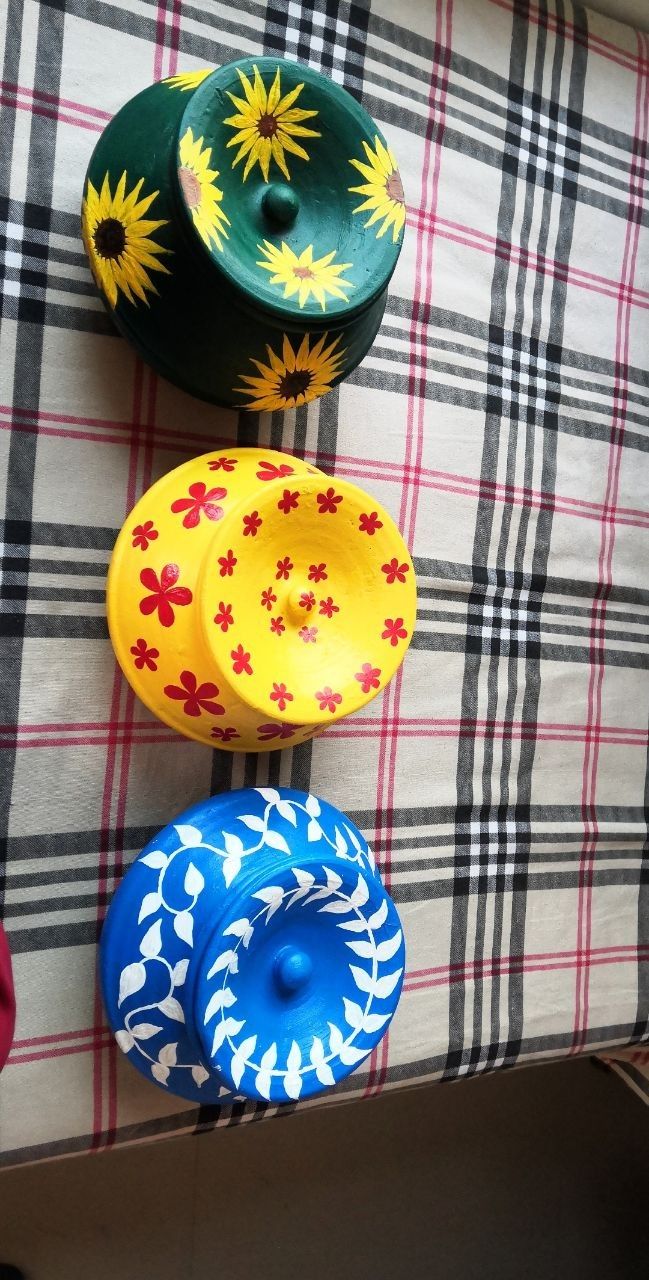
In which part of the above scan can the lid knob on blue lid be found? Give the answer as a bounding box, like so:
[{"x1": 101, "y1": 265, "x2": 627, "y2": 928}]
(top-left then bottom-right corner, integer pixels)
[{"x1": 274, "y1": 945, "x2": 313, "y2": 996}]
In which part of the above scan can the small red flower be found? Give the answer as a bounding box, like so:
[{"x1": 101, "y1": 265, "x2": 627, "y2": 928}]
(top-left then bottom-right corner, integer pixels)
[
  {"x1": 231, "y1": 644, "x2": 253, "y2": 675},
  {"x1": 315, "y1": 687, "x2": 342, "y2": 713},
  {"x1": 299, "y1": 626, "x2": 318, "y2": 644},
  {"x1": 171, "y1": 482, "x2": 227, "y2": 529},
  {"x1": 270, "y1": 616, "x2": 286, "y2": 635},
  {"x1": 317, "y1": 486, "x2": 342, "y2": 514},
  {"x1": 261, "y1": 587, "x2": 277, "y2": 611},
  {"x1": 139, "y1": 564, "x2": 193, "y2": 628},
  {"x1": 257, "y1": 459, "x2": 295, "y2": 482},
  {"x1": 164, "y1": 670, "x2": 225, "y2": 717},
  {"x1": 308, "y1": 562, "x2": 328, "y2": 583},
  {"x1": 319, "y1": 596, "x2": 339, "y2": 618},
  {"x1": 132, "y1": 520, "x2": 158, "y2": 551},
  {"x1": 218, "y1": 549, "x2": 237, "y2": 577},
  {"x1": 213, "y1": 602, "x2": 234, "y2": 632},
  {"x1": 130, "y1": 638, "x2": 159, "y2": 671},
  {"x1": 257, "y1": 722, "x2": 303, "y2": 741},
  {"x1": 270, "y1": 682, "x2": 293, "y2": 712},
  {"x1": 243, "y1": 510, "x2": 262, "y2": 537},
  {"x1": 382, "y1": 558, "x2": 410, "y2": 585},
  {"x1": 211, "y1": 725, "x2": 240, "y2": 742},
  {"x1": 359, "y1": 511, "x2": 383, "y2": 536},
  {"x1": 208, "y1": 457, "x2": 237, "y2": 472},
  {"x1": 276, "y1": 556, "x2": 293, "y2": 580},
  {"x1": 299, "y1": 590, "x2": 316, "y2": 611},
  {"x1": 355, "y1": 663, "x2": 381, "y2": 693},
  {"x1": 278, "y1": 489, "x2": 300, "y2": 514},
  {"x1": 382, "y1": 616, "x2": 408, "y2": 646}
]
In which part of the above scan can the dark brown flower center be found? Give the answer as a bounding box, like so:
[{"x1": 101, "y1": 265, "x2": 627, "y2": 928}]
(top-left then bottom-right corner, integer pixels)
[
  {"x1": 93, "y1": 217, "x2": 126, "y2": 259},
  {"x1": 386, "y1": 170, "x2": 404, "y2": 204},
  {"x1": 279, "y1": 369, "x2": 312, "y2": 401},
  {"x1": 293, "y1": 266, "x2": 314, "y2": 279},
  {"x1": 257, "y1": 112, "x2": 279, "y2": 138},
  {"x1": 178, "y1": 166, "x2": 201, "y2": 209}
]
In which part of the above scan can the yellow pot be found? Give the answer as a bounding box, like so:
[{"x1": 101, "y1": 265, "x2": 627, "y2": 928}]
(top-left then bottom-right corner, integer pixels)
[{"x1": 107, "y1": 449, "x2": 416, "y2": 751}]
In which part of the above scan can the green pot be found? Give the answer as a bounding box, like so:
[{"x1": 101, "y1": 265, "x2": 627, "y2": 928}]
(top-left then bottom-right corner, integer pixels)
[{"x1": 81, "y1": 58, "x2": 405, "y2": 409}]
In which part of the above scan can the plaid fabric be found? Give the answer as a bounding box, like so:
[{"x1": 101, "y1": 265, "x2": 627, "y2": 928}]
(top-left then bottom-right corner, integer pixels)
[{"x1": 0, "y1": 0, "x2": 648, "y2": 1166}]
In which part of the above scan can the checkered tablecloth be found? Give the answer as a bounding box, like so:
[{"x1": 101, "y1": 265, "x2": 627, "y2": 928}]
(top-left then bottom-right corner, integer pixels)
[{"x1": 1, "y1": 0, "x2": 648, "y2": 1166}]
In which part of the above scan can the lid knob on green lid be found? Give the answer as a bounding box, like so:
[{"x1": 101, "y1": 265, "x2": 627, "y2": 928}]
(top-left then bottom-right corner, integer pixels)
[{"x1": 262, "y1": 182, "x2": 300, "y2": 227}]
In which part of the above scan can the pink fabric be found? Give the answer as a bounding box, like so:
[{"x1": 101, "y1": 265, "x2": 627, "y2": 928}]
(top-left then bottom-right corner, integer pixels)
[{"x1": 0, "y1": 924, "x2": 16, "y2": 1071}]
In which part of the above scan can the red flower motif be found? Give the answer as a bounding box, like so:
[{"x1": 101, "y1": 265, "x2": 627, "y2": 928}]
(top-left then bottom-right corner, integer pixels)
[
  {"x1": 218, "y1": 549, "x2": 237, "y2": 577},
  {"x1": 308, "y1": 562, "x2": 328, "y2": 583},
  {"x1": 359, "y1": 511, "x2": 383, "y2": 536},
  {"x1": 315, "y1": 686, "x2": 342, "y2": 713},
  {"x1": 278, "y1": 489, "x2": 300, "y2": 514},
  {"x1": 355, "y1": 663, "x2": 381, "y2": 693},
  {"x1": 213, "y1": 602, "x2": 234, "y2": 632},
  {"x1": 382, "y1": 558, "x2": 410, "y2": 585},
  {"x1": 276, "y1": 556, "x2": 293, "y2": 580},
  {"x1": 261, "y1": 587, "x2": 277, "y2": 611},
  {"x1": 243, "y1": 510, "x2": 262, "y2": 537},
  {"x1": 164, "y1": 670, "x2": 225, "y2": 717},
  {"x1": 130, "y1": 638, "x2": 159, "y2": 671},
  {"x1": 319, "y1": 596, "x2": 339, "y2": 618},
  {"x1": 317, "y1": 486, "x2": 342, "y2": 514},
  {"x1": 382, "y1": 616, "x2": 408, "y2": 647},
  {"x1": 208, "y1": 457, "x2": 237, "y2": 472},
  {"x1": 257, "y1": 722, "x2": 303, "y2": 741},
  {"x1": 299, "y1": 590, "x2": 316, "y2": 611},
  {"x1": 257, "y1": 459, "x2": 295, "y2": 482},
  {"x1": 132, "y1": 520, "x2": 158, "y2": 551},
  {"x1": 299, "y1": 626, "x2": 318, "y2": 644},
  {"x1": 139, "y1": 564, "x2": 193, "y2": 628},
  {"x1": 211, "y1": 725, "x2": 240, "y2": 742},
  {"x1": 270, "y1": 616, "x2": 286, "y2": 635},
  {"x1": 270, "y1": 682, "x2": 293, "y2": 712},
  {"x1": 171, "y1": 482, "x2": 227, "y2": 530},
  {"x1": 231, "y1": 644, "x2": 253, "y2": 675}
]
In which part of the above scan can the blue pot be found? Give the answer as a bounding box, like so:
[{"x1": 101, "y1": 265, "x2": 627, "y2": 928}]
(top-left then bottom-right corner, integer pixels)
[{"x1": 100, "y1": 787, "x2": 405, "y2": 1105}]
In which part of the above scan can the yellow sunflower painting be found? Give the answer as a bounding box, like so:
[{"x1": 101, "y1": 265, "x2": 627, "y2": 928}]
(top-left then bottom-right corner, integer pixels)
[
  {"x1": 164, "y1": 68, "x2": 212, "y2": 91},
  {"x1": 81, "y1": 172, "x2": 171, "y2": 308},
  {"x1": 349, "y1": 136, "x2": 406, "y2": 243},
  {"x1": 235, "y1": 332, "x2": 344, "y2": 411},
  {"x1": 178, "y1": 127, "x2": 230, "y2": 252},
  {"x1": 224, "y1": 64, "x2": 319, "y2": 183},
  {"x1": 256, "y1": 240, "x2": 353, "y2": 310}
]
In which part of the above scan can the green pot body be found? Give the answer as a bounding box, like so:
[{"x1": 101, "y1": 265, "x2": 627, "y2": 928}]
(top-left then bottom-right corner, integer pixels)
[{"x1": 81, "y1": 59, "x2": 405, "y2": 409}]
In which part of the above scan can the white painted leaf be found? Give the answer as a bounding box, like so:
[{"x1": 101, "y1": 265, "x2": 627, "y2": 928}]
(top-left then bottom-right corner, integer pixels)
[
  {"x1": 253, "y1": 885, "x2": 283, "y2": 919},
  {"x1": 344, "y1": 824, "x2": 363, "y2": 854},
  {"x1": 211, "y1": 1017, "x2": 245, "y2": 1056},
  {"x1": 255, "y1": 1043, "x2": 277, "y2": 1100},
  {"x1": 243, "y1": 927, "x2": 253, "y2": 949},
  {"x1": 307, "y1": 819, "x2": 322, "y2": 842},
  {"x1": 375, "y1": 931, "x2": 402, "y2": 962},
  {"x1": 172, "y1": 958, "x2": 189, "y2": 988},
  {"x1": 138, "y1": 891, "x2": 161, "y2": 924},
  {"x1": 174, "y1": 824, "x2": 202, "y2": 847},
  {"x1": 305, "y1": 793, "x2": 321, "y2": 818},
  {"x1": 276, "y1": 800, "x2": 297, "y2": 826},
  {"x1": 324, "y1": 867, "x2": 342, "y2": 891},
  {"x1": 343, "y1": 998, "x2": 364, "y2": 1029},
  {"x1": 151, "y1": 1062, "x2": 170, "y2": 1085},
  {"x1": 350, "y1": 873, "x2": 370, "y2": 908},
  {"x1": 310, "y1": 1036, "x2": 326, "y2": 1066},
  {"x1": 174, "y1": 910, "x2": 193, "y2": 947},
  {"x1": 131, "y1": 1023, "x2": 162, "y2": 1040},
  {"x1": 319, "y1": 900, "x2": 352, "y2": 914},
  {"x1": 345, "y1": 939, "x2": 375, "y2": 958},
  {"x1": 350, "y1": 965, "x2": 374, "y2": 994},
  {"x1": 140, "y1": 849, "x2": 167, "y2": 869},
  {"x1": 374, "y1": 969, "x2": 403, "y2": 999},
  {"x1": 237, "y1": 814, "x2": 266, "y2": 832},
  {"x1": 224, "y1": 831, "x2": 244, "y2": 856},
  {"x1": 292, "y1": 868, "x2": 315, "y2": 891},
  {"x1": 115, "y1": 1029, "x2": 134, "y2": 1053},
  {"x1": 287, "y1": 1041, "x2": 302, "y2": 1072},
  {"x1": 159, "y1": 995, "x2": 185, "y2": 1023},
  {"x1": 362, "y1": 1012, "x2": 392, "y2": 1034},
  {"x1": 328, "y1": 1023, "x2": 343, "y2": 1054},
  {"x1": 203, "y1": 988, "x2": 236, "y2": 1023},
  {"x1": 304, "y1": 886, "x2": 334, "y2": 903},
  {"x1": 159, "y1": 1042, "x2": 178, "y2": 1067},
  {"x1": 339, "y1": 1043, "x2": 368, "y2": 1066},
  {"x1": 206, "y1": 950, "x2": 238, "y2": 979},
  {"x1": 222, "y1": 857, "x2": 241, "y2": 888},
  {"x1": 256, "y1": 787, "x2": 280, "y2": 805},
  {"x1": 264, "y1": 828, "x2": 290, "y2": 855},
  {"x1": 118, "y1": 961, "x2": 146, "y2": 1006},
  {"x1": 366, "y1": 845, "x2": 376, "y2": 871},
  {"x1": 315, "y1": 1061, "x2": 335, "y2": 1087},
  {"x1": 192, "y1": 1065, "x2": 210, "y2": 1087},
  {"x1": 334, "y1": 826, "x2": 348, "y2": 855},
  {"x1": 231, "y1": 1035, "x2": 257, "y2": 1089},
  {"x1": 368, "y1": 899, "x2": 388, "y2": 930},
  {"x1": 140, "y1": 918, "x2": 162, "y2": 958},
  {"x1": 337, "y1": 918, "x2": 368, "y2": 933},
  {"x1": 283, "y1": 1069, "x2": 302, "y2": 1100},
  {"x1": 260, "y1": 1043, "x2": 278, "y2": 1071},
  {"x1": 184, "y1": 863, "x2": 204, "y2": 896},
  {"x1": 223, "y1": 918, "x2": 251, "y2": 939}
]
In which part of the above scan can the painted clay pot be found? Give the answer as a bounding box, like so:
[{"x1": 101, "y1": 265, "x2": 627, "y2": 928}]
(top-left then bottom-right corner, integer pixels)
[
  {"x1": 107, "y1": 448, "x2": 416, "y2": 752},
  {"x1": 80, "y1": 57, "x2": 405, "y2": 408},
  {"x1": 101, "y1": 787, "x2": 404, "y2": 1104}
]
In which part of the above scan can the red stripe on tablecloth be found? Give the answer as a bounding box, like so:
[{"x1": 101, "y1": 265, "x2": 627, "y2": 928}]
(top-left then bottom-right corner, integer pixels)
[
  {"x1": 0, "y1": 81, "x2": 112, "y2": 120},
  {"x1": 573, "y1": 31, "x2": 649, "y2": 1056},
  {"x1": 404, "y1": 945, "x2": 649, "y2": 991},
  {"x1": 167, "y1": 0, "x2": 182, "y2": 79},
  {"x1": 12, "y1": 1026, "x2": 110, "y2": 1049},
  {"x1": 489, "y1": 0, "x2": 649, "y2": 76},
  {"x1": 0, "y1": 90, "x2": 105, "y2": 132}
]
